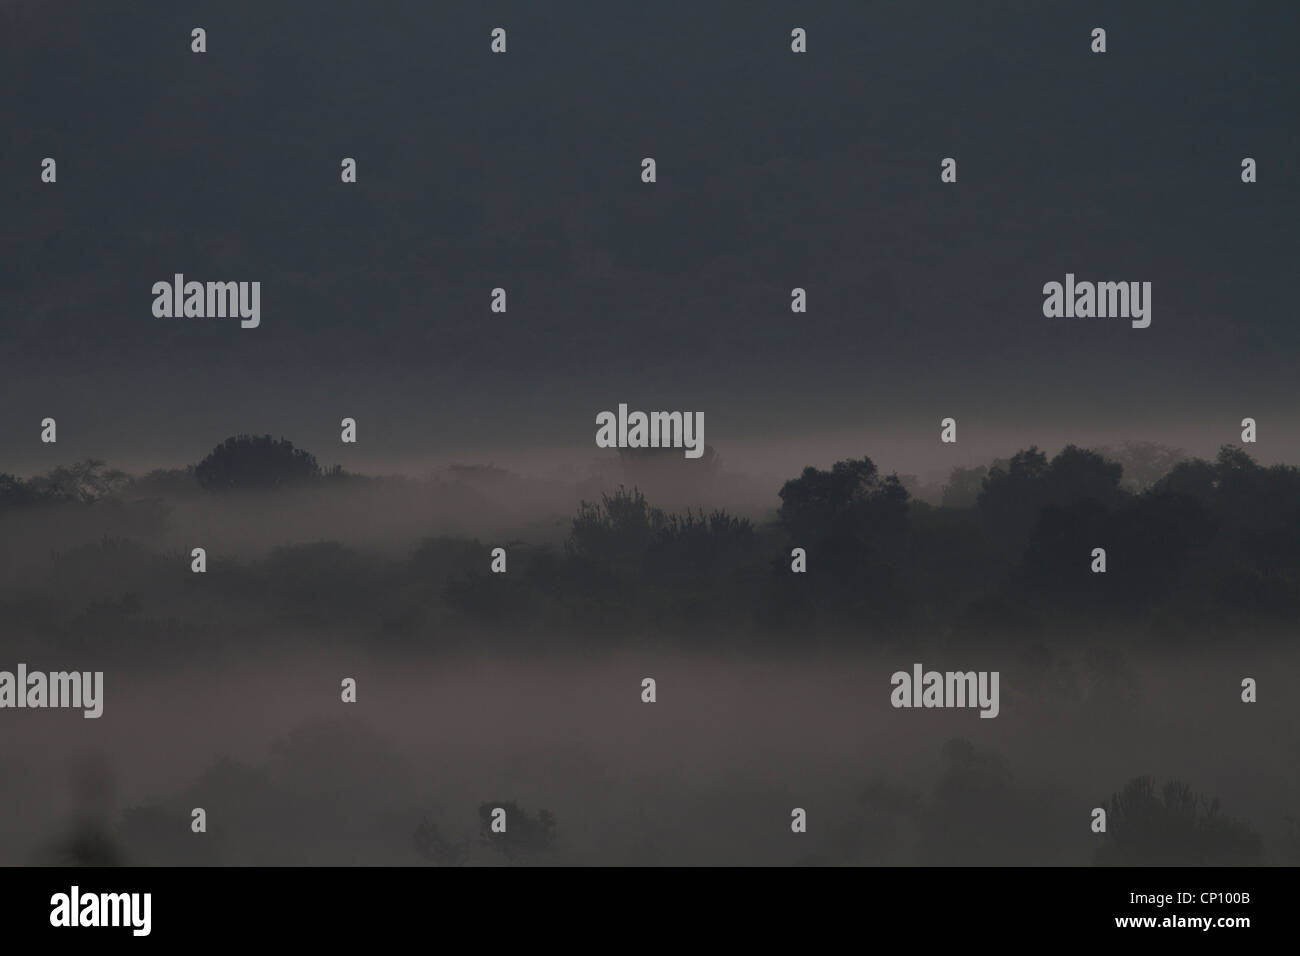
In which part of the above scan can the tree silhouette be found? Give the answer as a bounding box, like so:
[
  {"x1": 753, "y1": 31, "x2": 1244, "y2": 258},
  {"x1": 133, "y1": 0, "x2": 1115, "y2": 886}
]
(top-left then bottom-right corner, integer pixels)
[
  {"x1": 43, "y1": 818, "x2": 128, "y2": 866},
  {"x1": 1097, "y1": 441, "x2": 1186, "y2": 492},
  {"x1": 918, "y1": 738, "x2": 1017, "y2": 865},
  {"x1": 35, "y1": 758, "x2": 128, "y2": 866},
  {"x1": 1095, "y1": 775, "x2": 1264, "y2": 865},
  {"x1": 616, "y1": 444, "x2": 721, "y2": 498},
  {"x1": 771, "y1": 456, "x2": 912, "y2": 624},
  {"x1": 646, "y1": 508, "x2": 754, "y2": 580},
  {"x1": 478, "y1": 801, "x2": 557, "y2": 863},
  {"x1": 978, "y1": 445, "x2": 1123, "y2": 548},
  {"x1": 941, "y1": 465, "x2": 987, "y2": 508},
  {"x1": 0, "y1": 472, "x2": 42, "y2": 509},
  {"x1": 567, "y1": 486, "x2": 666, "y2": 572},
  {"x1": 194, "y1": 434, "x2": 321, "y2": 491},
  {"x1": 412, "y1": 815, "x2": 469, "y2": 866},
  {"x1": 24, "y1": 459, "x2": 130, "y2": 504},
  {"x1": 777, "y1": 456, "x2": 910, "y2": 548}
]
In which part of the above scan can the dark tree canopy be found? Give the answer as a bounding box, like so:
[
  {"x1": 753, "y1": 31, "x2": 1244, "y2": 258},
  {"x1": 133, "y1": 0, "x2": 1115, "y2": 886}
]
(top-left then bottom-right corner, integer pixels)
[
  {"x1": 978, "y1": 445, "x2": 1123, "y2": 546},
  {"x1": 777, "y1": 456, "x2": 910, "y2": 553},
  {"x1": 194, "y1": 435, "x2": 321, "y2": 491}
]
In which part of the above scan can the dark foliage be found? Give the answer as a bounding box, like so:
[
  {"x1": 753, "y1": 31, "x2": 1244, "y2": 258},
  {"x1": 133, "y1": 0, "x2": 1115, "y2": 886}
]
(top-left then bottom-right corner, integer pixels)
[
  {"x1": 478, "y1": 801, "x2": 557, "y2": 862},
  {"x1": 1095, "y1": 776, "x2": 1264, "y2": 866},
  {"x1": 195, "y1": 435, "x2": 321, "y2": 491}
]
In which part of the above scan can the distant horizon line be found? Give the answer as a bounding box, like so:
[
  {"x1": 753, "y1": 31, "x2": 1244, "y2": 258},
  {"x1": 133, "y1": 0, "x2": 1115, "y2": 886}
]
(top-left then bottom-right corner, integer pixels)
[{"x1": 6, "y1": 434, "x2": 1295, "y2": 486}]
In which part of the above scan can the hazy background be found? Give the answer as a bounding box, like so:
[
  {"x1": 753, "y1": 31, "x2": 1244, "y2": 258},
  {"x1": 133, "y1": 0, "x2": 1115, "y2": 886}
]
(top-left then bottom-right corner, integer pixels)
[
  {"x1": 2, "y1": 0, "x2": 1298, "y2": 865},
  {"x1": 3, "y1": 644, "x2": 1296, "y2": 866}
]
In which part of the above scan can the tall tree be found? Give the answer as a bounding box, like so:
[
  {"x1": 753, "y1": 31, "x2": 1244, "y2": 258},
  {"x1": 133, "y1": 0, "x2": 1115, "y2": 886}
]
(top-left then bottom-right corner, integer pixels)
[{"x1": 195, "y1": 435, "x2": 320, "y2": 491}]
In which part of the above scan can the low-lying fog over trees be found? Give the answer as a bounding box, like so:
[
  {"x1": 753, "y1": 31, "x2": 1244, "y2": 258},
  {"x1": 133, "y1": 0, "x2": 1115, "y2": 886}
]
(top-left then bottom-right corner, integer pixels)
[{"x1": 2, "y1": 435, "x2": 1297, "y2": 865}]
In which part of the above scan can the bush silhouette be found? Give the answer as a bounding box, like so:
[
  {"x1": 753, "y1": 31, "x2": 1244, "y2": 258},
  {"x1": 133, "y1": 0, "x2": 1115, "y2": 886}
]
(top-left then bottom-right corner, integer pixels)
[
  {"x1": 567, "y1": 486, "x2": 666, "y2": 572},
  {"x1": 1095, "y1": 775, "x2": 1264, "y2": 865}
]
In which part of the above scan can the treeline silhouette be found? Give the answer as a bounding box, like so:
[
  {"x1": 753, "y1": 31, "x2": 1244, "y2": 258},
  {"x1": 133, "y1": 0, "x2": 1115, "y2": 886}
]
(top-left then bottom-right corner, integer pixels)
[
  {"x1": 2, "y1": 434, "x2": 1298, "y2": 651},
  {"x1": 5, "y1": 435, "x2": 1294, "y2": 866},
  {"x1": 38, "y1": 738, "x2": 1280, "y2": 867}
]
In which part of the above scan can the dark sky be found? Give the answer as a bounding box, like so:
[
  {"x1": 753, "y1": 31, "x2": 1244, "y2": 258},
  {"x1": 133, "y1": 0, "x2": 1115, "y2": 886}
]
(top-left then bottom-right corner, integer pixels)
[{"x1": 3, "y1": 0, "x2": 1297, "y2": 476}]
